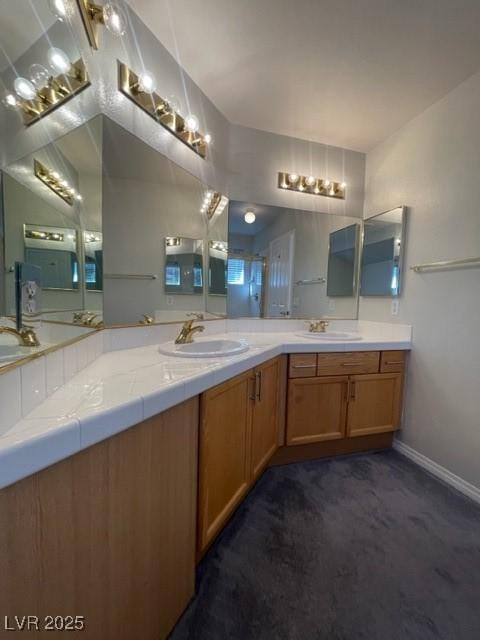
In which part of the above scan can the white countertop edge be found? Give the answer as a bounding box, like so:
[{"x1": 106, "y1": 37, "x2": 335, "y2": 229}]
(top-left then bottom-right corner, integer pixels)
[{"x1": 0, "y1": 335, "x2": 411, "y2": 489}]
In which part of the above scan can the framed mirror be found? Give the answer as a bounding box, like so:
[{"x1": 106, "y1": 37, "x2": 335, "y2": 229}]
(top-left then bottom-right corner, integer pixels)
[
  {"x1": 360, "y1": 206, "x2": 406, "y2": 297},
  {"x1": 227, "y1": 201, "x2": 361, "y2": 319},
  {"x1": 164, "y1": 237, "x2": 204, "y2": 295}
]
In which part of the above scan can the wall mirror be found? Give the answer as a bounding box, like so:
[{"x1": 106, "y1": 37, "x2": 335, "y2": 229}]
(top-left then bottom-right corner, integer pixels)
[
  {"x1": 360, "y1": 206, "x2": 406, "y2": 297},
  {"x1": 227, "y1": 201, "x2": 361, "y2": 319},
  {"x1": 102, "y1": 117, "x2": 228, "y2": 325},
  {"x1": 164, "y1": 237, "x2": 204, "y2": 295},
  {"x1": 0, "y1": 115, "x2": 103, "y2": 369}
]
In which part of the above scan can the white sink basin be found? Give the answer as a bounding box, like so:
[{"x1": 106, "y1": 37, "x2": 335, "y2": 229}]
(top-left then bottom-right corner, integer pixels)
[
  {"x1": 297, "y1": 331, "x2": 362, "y2": 341},
  {"x1": 159, "y1": 338, "x2": 249, "y2": 358}
]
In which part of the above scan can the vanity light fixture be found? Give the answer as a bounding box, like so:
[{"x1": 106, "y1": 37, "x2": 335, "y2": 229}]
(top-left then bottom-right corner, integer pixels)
[
  {"x1": 118, "y1": 62, "x2": 211, "y2": 158},
  {"x1": 34, "y1": 160, "x2": 82, "y2": 206},
  {"x1": 278, "y1": 172, "x2": 346, "y2": 200},
  {"x1": 85, "y1": 233, "x2": 101, "y2": 243},
  {"x1": 25, "y1": 229, "x2": 65, "y2": 242},
  {"x1": 210, "y1": 240, "x2": 227, "y2": 253},
  {"x1": 244, "y1": 209, "x2": 256, "y2": 224},
  {"x1": 3, "y1": 50, "x2": 90, "y2": 127},
  {"x1": 76, "y1": 0, "x2": 127, "y2": 50},
  {"x1": 201, "y1": 190, "x2": 228, "y2": 219},
  {"x1": 166, "y1": 237, "x2": 181, "y2": 247}
]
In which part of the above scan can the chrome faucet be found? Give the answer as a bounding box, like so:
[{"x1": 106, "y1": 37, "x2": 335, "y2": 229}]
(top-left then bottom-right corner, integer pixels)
[
  {"x1": 308, "y1": 319, "x2": 329, "y2": 333},
  {"x1": 175, "y1": 319, "x2": 205, "y2": 344},
  {"x1": 0, "y1": 325, "x2": 40, "y2": 347}
]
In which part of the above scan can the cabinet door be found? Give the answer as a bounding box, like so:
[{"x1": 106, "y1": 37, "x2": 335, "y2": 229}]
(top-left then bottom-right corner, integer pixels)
[
  {"x1": 346, "y1": 373, "x2": 403, "y2": 437},
  {"x1": 251, "y1": 357, "x2": 280, "y2": 479},
  {"x1": 198, "y1": 370, "x2": 253, "y2": 554},
  {"x1": 286, "y1": 376, "x2": 349, "y2": 445}
]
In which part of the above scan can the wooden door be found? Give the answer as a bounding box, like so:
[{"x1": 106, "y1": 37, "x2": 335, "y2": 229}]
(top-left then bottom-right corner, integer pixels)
[
  {"x1": 251, "y1": 357, "x2": 280, "y2": 479},
  {"x1": 286, "y1": 376, "x2": 349, "y2": 445},
  {"x1": 346, "y1": 372, "x2": 403, "y2": 437},
  {"x1": 198, "y1": 370, "x2": 253, "y2": 554}
]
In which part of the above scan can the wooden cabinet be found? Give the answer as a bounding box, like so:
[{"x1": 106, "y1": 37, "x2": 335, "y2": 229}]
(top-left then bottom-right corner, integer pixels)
[
  {"x1": 346, "y1": 372, "x2": 403, "y2": 437},
  {"x1": 251, "y1": 357, "x2": 281, "y2": 479},
  {"x1": 287, "y1": 376, "x2": 348, "y2": 445},
  {"x1": 0, "y1": 399, "x2": 198, "y2": 640},
  {"x1": 286, "y1": 351, "x2": 406, "y2": 446},
  {"x1": 198, "y1": 357, "x2": 282, "y2": 554}
]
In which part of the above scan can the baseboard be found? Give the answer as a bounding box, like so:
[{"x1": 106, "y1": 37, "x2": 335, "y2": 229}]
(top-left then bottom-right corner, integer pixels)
[{"x1": 393, "y1": 440, "x2": 480, "y2": 505}]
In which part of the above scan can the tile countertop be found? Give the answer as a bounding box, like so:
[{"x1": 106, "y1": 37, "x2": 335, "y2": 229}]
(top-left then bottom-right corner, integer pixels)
[{"x1": 0, "y1": 328, "x2": 412, "y2": 489}]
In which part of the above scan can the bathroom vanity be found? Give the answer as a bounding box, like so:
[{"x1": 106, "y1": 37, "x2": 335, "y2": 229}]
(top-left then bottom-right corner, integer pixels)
[{"x1": 0, "y1": 325, "x2": 410, "y2": 639}]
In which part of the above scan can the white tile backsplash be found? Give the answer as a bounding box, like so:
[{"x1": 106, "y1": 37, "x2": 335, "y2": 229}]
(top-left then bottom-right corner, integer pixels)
[
  {"x1": 20, "y1": 359, "x2": 47, "y2": 416},
  {"x1": 0, "y1": 369, "x2": 22, "y2": 435},
  {"x1": 45, "y1": 350, "x2": 65, "y2": 395}
]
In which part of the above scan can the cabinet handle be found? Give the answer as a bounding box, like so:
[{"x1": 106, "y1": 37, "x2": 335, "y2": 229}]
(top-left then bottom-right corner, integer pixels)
[
  {"x1": 349, "y1": 380, "x2": 356, "y2": 401},
  {"x1": 341, "y1": 362, "x2": 363, "y2": 367},
  {"x1": 255, "y1": 371, "x2": 262, "y2": 402},
  {"x1": 292, "y1": 364, "x2": 315, "y2": 369},
  {"x1": 384, "y1": 361, "x2": 404, "y2": 366}
]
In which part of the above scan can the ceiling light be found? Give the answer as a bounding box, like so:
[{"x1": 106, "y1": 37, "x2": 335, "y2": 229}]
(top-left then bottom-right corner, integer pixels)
[
  {"x1": 29, "y1": 64, "x2": 51, "y2": 89},
  {"x1": 137, "y1": 71, "x2": 156, "y2": 94},
  {"x1": 244, "y1": 210, "x2": 256, "y2": 224},
  {"x1": 184, "y1": 114, "x2": 199, "y2": 133},
  {"x1": 47, "y1": 47, "x2": 71, "y2": 75},
  {"x1": 14, "y1": 77, "x2": 36, "y2": 101}
]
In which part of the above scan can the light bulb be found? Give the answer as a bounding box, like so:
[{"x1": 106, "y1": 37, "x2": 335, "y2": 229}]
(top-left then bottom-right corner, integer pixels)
[
  {"x1": 323, "y1": 179, "x2": 331, "y2": 188},
  {"x1": 340, "y1": 181, "x2": 347, "y2": 189},
  {"x1": 29, "y1": 64, "x2": 50, "y2": 89},
  {"x1": 51, "y1": 171, "x2": 60, "y2": 179},
  {"x1": 244, "y1": 210, "x2": 256, "y2": 224},
  {"x1": 138, "y1": 71, "x2": 156, "y2": 94},
  {"x1": 288, "y1": 173, "x2": 299, "y2": 184},
  {"x1": 47, "y1": 47, "x2": 71, "y2": 75},
  {"x1": 184, "y1": 114, "x2": 199, "y2": 133},
  {"x1": 103, "y1": 2, "x2": 127, "y2": 36},
  {"x1": 60, "y1": 179, "x2": 69, "y2": 187},
  {"x1": 204, "y1": 133, "x2": 212, "y2": 144},
  {"x1": 2, "y1": 93, "x2": 18, "y2": 109},
  {"x1": 14, "y1": 77, "x2": 37, "y2": 101},
  {"x1": 75, "y1": 194, "x2": 83, "y2": 201},
  {"x1": 305, "y1": 175, "x2": 316, "y2": 186},
  {"x1": 165, "y1": 94, "x2": 180, "y2": 114},
  {"x1": 48, "y1": 0, "x2": 69, "y2": 21}
]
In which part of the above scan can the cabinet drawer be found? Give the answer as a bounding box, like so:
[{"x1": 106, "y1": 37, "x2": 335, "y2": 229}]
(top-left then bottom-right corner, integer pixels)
[
  {"x1": 289, "y1": 354, "x2": 317, "y2": 378},
  {"x1": 380, "y1": 350, "x2": 407, "y2": 373},
  {"x1": 317, "y1": 352, "x2": 380, "y2": 376}
]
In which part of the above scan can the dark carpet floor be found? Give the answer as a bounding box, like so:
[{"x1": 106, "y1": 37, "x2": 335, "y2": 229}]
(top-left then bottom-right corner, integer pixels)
[{"x1": 169, "y1": 451, "x2": 480, "y2": 640}]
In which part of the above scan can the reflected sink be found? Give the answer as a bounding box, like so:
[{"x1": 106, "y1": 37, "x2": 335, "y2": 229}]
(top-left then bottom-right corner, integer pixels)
[
  {"x1": 159, "y1": 338, "x2": 250, "y2": 358},
  {"x1": 297, "y1": 331, "x2": 362, "y2": 341}
]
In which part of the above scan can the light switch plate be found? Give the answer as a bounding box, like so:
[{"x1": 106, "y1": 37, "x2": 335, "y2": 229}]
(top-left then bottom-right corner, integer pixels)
[
  {"x1": 391, "y1": 299, "x2": 400, "y2": 315},
  {"x1": 328, "y1": 299, "x2": 336, "y2": 312}
]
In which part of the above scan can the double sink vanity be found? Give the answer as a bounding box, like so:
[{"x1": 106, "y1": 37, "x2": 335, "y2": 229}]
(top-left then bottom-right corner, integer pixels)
[{"x1": 0, "y1": 319, "x2": 411, "y2": 639}]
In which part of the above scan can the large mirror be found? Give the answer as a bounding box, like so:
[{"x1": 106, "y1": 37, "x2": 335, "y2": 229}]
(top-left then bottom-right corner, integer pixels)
[
  {"x1": 360, "y1": 207, "x2": 406, "y2": 297},
  {"x1": 0, "y1": 115, "x2": 103, "y2": 368},
  {"x1": 228, "y1": 201, "x2": 361, "y2": 319},
  {"x1": 102, "y1": 117, "x2": 228, "y2": 325}
]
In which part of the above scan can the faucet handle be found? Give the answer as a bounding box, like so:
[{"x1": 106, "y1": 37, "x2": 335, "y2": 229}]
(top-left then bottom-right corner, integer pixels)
[
  {"x1": 187, "y1": 312, "x2": 204, "y2": 321},
  {"x1": 140, "y1": 314, "x2": 154, "y2": 325}
]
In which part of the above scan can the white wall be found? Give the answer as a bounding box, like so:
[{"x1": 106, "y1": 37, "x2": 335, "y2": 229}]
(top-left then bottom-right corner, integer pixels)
[{"x1": 360, "y1": 70, "x2": 480, "y2": 489}]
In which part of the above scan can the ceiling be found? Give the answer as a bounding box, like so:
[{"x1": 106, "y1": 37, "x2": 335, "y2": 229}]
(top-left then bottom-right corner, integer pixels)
[{"x1": 127, "y1": 0, "x2": 480, "y2": 152}]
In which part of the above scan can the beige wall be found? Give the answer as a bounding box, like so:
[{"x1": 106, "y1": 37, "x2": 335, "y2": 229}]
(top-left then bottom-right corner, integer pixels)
[{"x1": 360, "y1": 70, "x2": 480, "y2": 489}]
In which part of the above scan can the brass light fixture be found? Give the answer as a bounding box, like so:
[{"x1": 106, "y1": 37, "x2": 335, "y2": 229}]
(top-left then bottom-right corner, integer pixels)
[
  {"x1": 76, "y1": 0, "x2": 127, "y2": 49},
  {"x1": 25, "y1": 229, "x2": 65, "y2": 242},
  {"x1": 3, "y1": 52, "x2": 90, "y2": 127},
  {"x1": 34, "y1": 159, "x2": 82, "y2": 205},
  {"x1": 201, "y1": 190, "x2": 228, "y2": 219},
  {"x1": 118, "y1": 62, "x2": 212, "y2": 159},
  {"x1": 278, "y1": 172, "x2": 347, "y2": 199}
]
